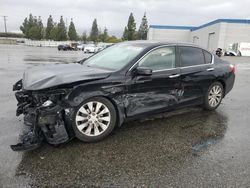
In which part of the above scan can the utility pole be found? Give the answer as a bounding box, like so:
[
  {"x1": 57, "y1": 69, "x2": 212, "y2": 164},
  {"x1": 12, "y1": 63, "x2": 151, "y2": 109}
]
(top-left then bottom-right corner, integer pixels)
[{"x1": 1, "y1": 15, "x2": 7, "y2": 33}]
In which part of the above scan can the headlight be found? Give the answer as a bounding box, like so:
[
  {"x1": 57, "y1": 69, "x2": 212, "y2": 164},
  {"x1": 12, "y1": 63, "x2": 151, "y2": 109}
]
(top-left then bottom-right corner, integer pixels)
[{"x1": 13, "y1": 79, "x2": 23, "y2": 91}]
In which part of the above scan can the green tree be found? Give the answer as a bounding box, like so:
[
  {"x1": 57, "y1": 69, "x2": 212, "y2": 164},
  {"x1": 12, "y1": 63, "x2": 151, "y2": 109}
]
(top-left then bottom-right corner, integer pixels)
[
  {"x1": 90, "y1": 19, "x2": 98, "y2": 42},
  {"x1": 20, "y1": 14, "x2": 35, "y2": 38},
  {"x1": 103, "y1": 27, "x2": 108, "y2": 42},
  {"x1": 27, "y1": 14, "x2": 35, "y2": 35},
  {"x1": 20, "y1": 17, "x2": 29, "y2": 37},
  {"x1": 28, "y1": 25, "x2": 41, "y2": 40},
  {"x1": 81, "y1": 31, "x2": 87, "y2": 43},
  {"x1": 137, "y1": 12, "x2": 148, "y2": 40},
  {"x1": 45, "y1": 15, "x2": 54, "y2": 40},
  {"x1": 37, "y1": 16, "x2": 44, "y2": 40},
  {"x1": 56, "y1": 16, "x2": 67, "y2": 41},
  {"x1": 106, "y1": 35, "x2": 122, "y2": 43},
  {"x1": 99, "y1": 27, "x2": 108, "y2": 42},
  {"x1": 125, "y1": 13, "x2": 136, "y2": 40},
  {"x1": 122, "y1": 26, "x2": 128, "y2": 40},
  {"x1": 27, "y1": 14, "x2": 37, "y2": 39},
  {"x1": 50, "y1": 24, "x2": 58, "y2": 41},
  {"x1": 68, "y1": 18, "x2": 77, "y2": 41},
  {"x1": 20, "y1": 14, "x2": 44, "y2": 40}
]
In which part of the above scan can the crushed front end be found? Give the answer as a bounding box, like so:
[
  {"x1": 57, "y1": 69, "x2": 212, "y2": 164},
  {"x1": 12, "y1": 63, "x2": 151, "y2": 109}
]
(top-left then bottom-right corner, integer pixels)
[{"x1": 11, "y1": 80, "x2": 73, "y2": 151}]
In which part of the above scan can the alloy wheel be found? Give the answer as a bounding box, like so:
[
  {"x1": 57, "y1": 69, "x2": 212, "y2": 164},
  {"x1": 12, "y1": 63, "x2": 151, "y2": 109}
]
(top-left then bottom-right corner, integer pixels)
[
  {"x1": 75, "y1": 101, "x2": 111, "y2": 136},
  {"x1": 208, "y1": 85, "x2": 223, "y2": 107}
]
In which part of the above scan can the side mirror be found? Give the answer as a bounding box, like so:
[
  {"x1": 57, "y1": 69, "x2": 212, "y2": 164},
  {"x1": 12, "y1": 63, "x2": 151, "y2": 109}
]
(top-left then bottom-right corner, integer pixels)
[{"x1": 135, "y1": 67, "x2": 152, "y2": 76}]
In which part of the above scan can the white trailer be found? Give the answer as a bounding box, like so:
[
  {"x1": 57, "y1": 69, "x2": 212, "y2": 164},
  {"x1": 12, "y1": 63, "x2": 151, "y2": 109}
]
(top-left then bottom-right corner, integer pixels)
[{"x1": 225, "y1": 42, "x2": 250, "y2": 56}]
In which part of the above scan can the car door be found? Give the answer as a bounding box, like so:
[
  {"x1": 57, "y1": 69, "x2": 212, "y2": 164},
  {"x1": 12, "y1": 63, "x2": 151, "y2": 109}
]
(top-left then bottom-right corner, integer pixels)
[
  {"x1": 178, "y1": 46, "x2": 206, "y2": 105},
  {"x1": 125, "y1": 46, "x2": 182, "y2": 117}
]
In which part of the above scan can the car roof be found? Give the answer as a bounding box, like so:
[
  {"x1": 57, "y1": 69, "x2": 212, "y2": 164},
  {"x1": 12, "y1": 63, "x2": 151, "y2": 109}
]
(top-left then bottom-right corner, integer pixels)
[{"x1": 122, "y1": 40, "x2": 201, "y2": 48}]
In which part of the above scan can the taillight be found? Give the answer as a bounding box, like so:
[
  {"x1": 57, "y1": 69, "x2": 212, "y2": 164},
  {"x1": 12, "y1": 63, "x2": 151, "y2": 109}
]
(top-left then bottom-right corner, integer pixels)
[{"x1": 229, "y1": 64, "x2": 235, "y2": 73}]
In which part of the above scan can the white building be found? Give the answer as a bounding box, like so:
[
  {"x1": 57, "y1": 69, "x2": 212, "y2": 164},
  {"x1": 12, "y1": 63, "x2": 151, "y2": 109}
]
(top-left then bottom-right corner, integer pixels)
[{"x1": 148, "y1": 19, "x2": 250, "y2": 53}]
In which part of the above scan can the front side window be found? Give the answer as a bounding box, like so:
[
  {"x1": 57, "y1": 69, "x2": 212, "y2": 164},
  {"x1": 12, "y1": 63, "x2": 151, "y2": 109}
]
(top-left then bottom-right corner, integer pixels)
[
  {"x1": 138, "y1": 46, "x2": 176, "y2": 71},
  {"x1": 180, "y1": 46, "x2": 205, "y2": 67}
]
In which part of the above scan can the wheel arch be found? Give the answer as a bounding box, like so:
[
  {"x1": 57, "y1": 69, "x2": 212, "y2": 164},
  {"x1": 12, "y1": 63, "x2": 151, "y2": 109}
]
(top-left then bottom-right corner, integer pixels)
[
  {"x1": 217, "y1": 79, "x2": 226, "y2": 97},
  {"x1": 98, "y1": 95, "x2": 125, "y2": 127},
  {"x1": 66, "y1": 90, "x2": 125, "y2": 127}
]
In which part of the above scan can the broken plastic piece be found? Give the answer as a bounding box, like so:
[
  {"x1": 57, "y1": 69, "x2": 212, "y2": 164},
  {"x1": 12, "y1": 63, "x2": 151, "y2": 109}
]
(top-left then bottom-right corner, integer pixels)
[
  {"x1": 10, "y1": 142, "x2": 41, "y2": 151},
  {"x1": 10, "y1": 125, "x2": 43, "y2": 151}
]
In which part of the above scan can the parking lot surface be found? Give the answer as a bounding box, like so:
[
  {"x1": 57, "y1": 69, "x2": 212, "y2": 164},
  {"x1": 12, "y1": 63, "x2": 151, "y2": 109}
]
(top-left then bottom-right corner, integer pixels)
[{"x1": 0, "y1": 44, "x2": 250, "y2": 187}]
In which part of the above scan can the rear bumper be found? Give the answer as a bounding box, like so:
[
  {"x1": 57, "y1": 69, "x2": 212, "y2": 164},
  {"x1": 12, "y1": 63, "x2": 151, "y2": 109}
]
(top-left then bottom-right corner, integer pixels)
[{"x1": 225, "y1": 73, "x2": 235, "y2": 96}]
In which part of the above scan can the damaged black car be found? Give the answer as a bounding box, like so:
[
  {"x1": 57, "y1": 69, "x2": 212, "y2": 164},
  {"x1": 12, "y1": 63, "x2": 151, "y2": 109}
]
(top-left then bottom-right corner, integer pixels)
[{"x1": 12, "y1": 41, "x2": 235, "y2": 151}]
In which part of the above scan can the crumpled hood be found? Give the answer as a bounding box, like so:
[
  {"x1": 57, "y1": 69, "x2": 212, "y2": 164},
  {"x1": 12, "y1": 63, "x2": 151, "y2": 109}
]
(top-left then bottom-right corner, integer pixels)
[{"x1": 22, "y1": 63, "x2": 112, "y2": 90}]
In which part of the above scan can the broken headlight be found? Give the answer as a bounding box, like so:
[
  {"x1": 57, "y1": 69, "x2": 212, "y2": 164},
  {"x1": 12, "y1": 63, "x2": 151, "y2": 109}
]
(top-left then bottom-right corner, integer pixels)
[
  {"x1": 13, "y1": 79, "x2": 23, "y2": 91},
  {"x1": 42, "y1": 100, "x2": 54, "y2": 107},
  {"x1": 34, "y1": 89, "x2": 69, "y2": 107}
]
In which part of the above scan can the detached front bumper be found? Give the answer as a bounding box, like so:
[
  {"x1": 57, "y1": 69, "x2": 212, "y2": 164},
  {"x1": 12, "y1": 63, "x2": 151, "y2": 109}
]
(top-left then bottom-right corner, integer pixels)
[{"x1": 11, "y1": 81, "x2": 72, "y2": 151}]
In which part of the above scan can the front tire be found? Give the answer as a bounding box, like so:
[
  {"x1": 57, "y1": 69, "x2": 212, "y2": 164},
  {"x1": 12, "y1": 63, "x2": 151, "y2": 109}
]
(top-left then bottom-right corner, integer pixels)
[
  {"x1": 72, "y1": 97, "x2": 117, "y2": 142},
  {"x1": 204, "y1": 82, "x2": 224, "y2": 110}
]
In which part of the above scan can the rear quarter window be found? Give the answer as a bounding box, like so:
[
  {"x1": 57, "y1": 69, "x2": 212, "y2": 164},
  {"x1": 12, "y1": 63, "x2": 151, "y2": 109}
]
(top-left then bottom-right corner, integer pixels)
[
  {"x1": 180, "y1": 46, "x2": 205, "y2": 67},
  {"x1": 203, "y1": 50, "x2": 212, "y2": 64}
]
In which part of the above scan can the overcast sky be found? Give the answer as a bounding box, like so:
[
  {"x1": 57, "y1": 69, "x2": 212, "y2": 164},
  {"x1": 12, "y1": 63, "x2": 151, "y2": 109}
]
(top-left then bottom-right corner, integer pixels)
[{"x1": 0, "y1": 0, "x2": 250, "y2": 37}]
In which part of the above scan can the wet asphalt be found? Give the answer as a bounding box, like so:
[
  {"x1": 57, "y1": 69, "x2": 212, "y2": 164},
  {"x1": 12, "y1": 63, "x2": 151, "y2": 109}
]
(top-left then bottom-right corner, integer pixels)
[{"x1": 0, "y1": 44, "x2": 250, "y2": 187}]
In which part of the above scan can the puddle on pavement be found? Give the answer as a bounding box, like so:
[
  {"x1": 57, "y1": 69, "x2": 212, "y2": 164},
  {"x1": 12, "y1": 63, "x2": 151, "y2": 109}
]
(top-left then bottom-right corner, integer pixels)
[
  {"x1": 14, "y1": 107, "x2": 228, "y2": 187},
  {"x1": 192, "y1": 138, "x2": 218, "y2": 155}
]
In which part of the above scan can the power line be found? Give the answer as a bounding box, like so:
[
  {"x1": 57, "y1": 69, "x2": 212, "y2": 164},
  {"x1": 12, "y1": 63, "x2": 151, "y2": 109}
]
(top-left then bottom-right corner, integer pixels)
[{"x1": 0, "y1": 15, "x2": 7, "y2": 33}]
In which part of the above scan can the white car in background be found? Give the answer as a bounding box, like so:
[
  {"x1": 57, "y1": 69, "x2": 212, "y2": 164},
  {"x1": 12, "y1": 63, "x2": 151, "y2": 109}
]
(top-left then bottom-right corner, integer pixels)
[
  {"x1": 83, "y1": 44, "x2": 99, "y2": 53},
  {"x1": 77, "y1": 44, "x2": 85, "y2": 51},
  {"x1": 97, "y1": 43, "x2": 114, "y2": 52}
]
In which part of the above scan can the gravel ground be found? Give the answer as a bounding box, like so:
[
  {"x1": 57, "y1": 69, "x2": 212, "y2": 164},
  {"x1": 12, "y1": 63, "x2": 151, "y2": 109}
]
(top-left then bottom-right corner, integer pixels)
[{"x1": 0, "y1": 44, "x2": 250, "y2": 187}]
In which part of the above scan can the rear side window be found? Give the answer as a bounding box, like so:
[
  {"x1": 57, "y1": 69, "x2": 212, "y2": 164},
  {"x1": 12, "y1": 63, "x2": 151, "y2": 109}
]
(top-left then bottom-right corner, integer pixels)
[
  {"x1": 203, "y1": 50, "x2": 212, "y2": 64},
  {"x1": 180, "y1": 46, "x2": 205, "y2": 67}
]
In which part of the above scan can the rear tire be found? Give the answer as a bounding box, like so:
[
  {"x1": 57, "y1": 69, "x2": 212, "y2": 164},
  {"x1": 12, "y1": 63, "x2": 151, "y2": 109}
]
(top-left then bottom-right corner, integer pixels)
[
  {"x1": 72, "y1": 97, "x2": 117, "y2": 142},
  {"x1": 204, "y1": 82, "x2": 224, "y2": 110}
]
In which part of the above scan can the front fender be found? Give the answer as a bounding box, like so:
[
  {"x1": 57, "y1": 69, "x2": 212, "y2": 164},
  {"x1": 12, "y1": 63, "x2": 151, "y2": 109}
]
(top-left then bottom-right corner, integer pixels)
[{"x1": 65, "y1": 83, "x2": 126, "y2": 126}]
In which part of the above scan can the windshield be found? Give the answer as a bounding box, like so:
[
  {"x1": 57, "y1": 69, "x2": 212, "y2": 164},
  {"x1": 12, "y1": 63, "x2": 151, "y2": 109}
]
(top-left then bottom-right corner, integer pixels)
[{"x1": 84, "y1": 43, "x2": 145, "y2": 70}]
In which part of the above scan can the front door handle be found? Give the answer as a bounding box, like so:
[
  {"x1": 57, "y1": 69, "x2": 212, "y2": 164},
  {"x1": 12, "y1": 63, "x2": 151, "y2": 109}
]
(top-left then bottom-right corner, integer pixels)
[
  {"x1": 207, "y1": 68, "x2": 214, "y2": 71},
  {"x1": 134, "y1": 76, "x2": 152, "y2": 83},
  {"x1": 169, "y1": 74, "x2": 180, "y2": 78}
]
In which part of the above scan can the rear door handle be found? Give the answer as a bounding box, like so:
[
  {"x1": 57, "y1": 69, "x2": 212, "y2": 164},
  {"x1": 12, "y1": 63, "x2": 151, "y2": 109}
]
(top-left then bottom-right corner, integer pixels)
[
  {"x1": 206, "y1": 68, "x2": 214, "y2": 71},
  {"x1": 169, "y1": 74, "x2": 180, "y2": 78}
]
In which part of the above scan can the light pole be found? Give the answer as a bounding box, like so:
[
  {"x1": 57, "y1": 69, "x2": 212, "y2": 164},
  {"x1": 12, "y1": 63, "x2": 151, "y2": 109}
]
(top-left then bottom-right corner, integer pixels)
[{"x1": 1, "y1": 15, "x2": 7, "y2": 33}]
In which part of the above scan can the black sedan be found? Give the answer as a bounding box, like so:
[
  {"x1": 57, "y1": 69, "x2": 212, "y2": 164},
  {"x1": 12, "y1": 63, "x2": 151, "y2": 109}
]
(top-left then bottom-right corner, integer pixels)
[
  {"x1": 12, "y1": 41, "x2": 235, "y2": 151},
  {"x1": 57, "y1": 44, "x2": 75, "y2": 51}
]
